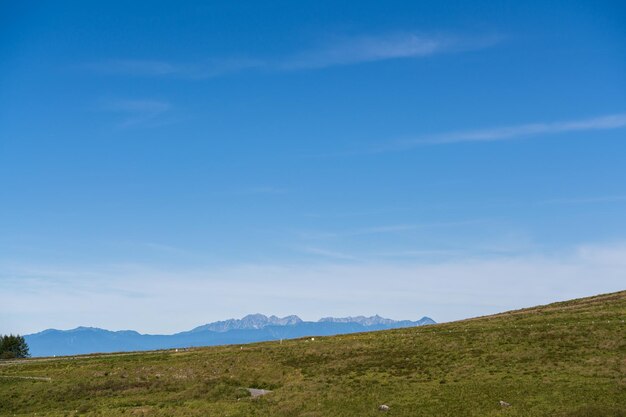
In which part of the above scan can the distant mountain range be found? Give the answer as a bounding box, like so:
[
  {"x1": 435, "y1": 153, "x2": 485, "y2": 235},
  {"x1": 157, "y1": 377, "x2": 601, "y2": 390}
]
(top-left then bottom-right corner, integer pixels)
[
  {"x1": 25, "y1": 314, "x2": 435, "y2": 357},
  {"x1": 188, "y1": 314, "x2": 304, "y2": 333}
]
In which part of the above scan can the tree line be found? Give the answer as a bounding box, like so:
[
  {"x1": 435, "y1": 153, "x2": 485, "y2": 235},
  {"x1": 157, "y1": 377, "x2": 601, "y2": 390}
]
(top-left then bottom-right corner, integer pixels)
[{"x1": 0, "y1": 334, "x2": 30, "y2": 359}]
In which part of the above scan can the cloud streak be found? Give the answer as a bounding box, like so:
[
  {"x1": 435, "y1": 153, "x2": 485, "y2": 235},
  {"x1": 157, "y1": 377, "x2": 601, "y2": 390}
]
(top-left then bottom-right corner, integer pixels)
[
  {"x1": 276, "y1": 32, "x2": 494, "y2": 70},
  {"x1": 300, "y1": 247, "x2": 357, "y2": 260},
  {"x1": 239, "y1": 186, "x2": 289, "y2": 195},
  {"x1": 101, "y1": 99, "x2": 172, "y2": 128},
  {"x1": 84, "y1": 32, "x2": 499, "y2": 78},
  {"x1": 380, "y1": 113, "x2": 626, "y2": 150},
  {"x1": 85, "y1": 58, "x2": 263, "y2": 79},
  {"x1": 537, "y1": 195, "x2": 626, "y2": 206},
  {"x1": 299, "y1": 219, "x2": 487, "y2": 240}
]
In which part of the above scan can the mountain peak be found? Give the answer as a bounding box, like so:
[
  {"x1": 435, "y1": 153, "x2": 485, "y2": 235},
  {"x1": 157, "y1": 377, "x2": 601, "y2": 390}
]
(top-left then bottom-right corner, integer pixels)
[
  {"x1": 191, "y1": 314, "x2": 303, "y2": 333},
  {"x1": 318, "y1": 315, "x2": 398, "y2": 326}
]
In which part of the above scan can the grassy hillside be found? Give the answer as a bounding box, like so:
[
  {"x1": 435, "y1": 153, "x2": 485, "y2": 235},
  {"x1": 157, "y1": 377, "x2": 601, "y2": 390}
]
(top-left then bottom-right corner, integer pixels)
[{"x1": 1, "y1": 291, "x2": 625, "y2": 417}]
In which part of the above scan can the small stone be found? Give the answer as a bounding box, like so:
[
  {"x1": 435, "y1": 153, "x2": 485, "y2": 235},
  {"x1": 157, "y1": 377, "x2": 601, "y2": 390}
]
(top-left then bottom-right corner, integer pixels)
[{"x1": 378, "y1": 404, "x2": 390, "y2": 412}]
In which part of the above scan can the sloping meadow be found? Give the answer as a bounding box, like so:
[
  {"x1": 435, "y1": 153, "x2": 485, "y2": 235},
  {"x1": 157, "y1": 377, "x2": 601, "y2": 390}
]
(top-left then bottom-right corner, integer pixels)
[{"x1": 1, "y1": 291, "x2": 625, "y2": 416}]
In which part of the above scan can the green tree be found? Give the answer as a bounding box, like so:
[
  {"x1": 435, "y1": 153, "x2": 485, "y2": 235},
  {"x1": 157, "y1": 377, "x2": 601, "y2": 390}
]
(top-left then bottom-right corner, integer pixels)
[{"x1": 0, "y1": 334, "x2": 30, "y2": 359}]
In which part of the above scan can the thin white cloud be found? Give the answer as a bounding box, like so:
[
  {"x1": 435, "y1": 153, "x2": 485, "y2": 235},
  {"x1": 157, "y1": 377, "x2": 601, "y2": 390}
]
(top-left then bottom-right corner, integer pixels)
[
  {"x1": 375, "y1": 249, "x2": 476, "y2": 258},
  {"x1": 298, "y1": 225, "x2": 413, "y2": 239},
  {"x1": 300, "y1": 219, "x2": 487, "y2": 239},
  {"x1": 300, "y1": 247, "x2": 357, "y2": 260},
  {"x1": 380, "y1": 113, "x2": 626, "y2": 150},
  {"x1": 85, "y1": 59, "x2": 180, "y2": 76},
  {"x1": 239, "y1": 186, "x2": 289, "y2": 195},
  {"x1": 85, "y1": 58, "x2": 263, "y2": 79},
  {"x1": 84, "y1": 32, "x2": 499, "y2": 78},
  {"x1": 101, "y1": 99, "x2": 171, "y2": 128},
  {"x1": 538, "y1": 195, "x2": 626, "y2": 206},
  {"x1": 277, "y1": 32, "x2": 490, "y2": 70},
  {"x1": 303, "y1": 207, "x2": 410, "y2": 219},
  {"x1": 139, "y1": 242, "x2": 192, "y2": 256}
]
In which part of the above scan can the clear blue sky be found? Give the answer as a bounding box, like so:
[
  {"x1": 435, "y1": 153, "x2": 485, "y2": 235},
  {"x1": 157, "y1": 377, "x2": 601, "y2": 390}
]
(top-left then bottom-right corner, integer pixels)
[{"x1": 2, "y1": 0, "x2": 626, "y2": 334}]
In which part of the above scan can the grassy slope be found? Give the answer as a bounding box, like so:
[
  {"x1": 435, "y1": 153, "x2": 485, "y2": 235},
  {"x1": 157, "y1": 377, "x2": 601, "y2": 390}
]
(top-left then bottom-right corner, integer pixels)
[{"x1": 1, "y1": 291, "x2": 625, "y2": 417}]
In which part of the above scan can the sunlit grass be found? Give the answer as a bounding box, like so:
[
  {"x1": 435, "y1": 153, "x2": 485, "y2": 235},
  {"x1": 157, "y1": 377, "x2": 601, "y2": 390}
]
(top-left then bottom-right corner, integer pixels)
[{"x1": 1, "y1": 291, "x2": 625, "y2": 416}]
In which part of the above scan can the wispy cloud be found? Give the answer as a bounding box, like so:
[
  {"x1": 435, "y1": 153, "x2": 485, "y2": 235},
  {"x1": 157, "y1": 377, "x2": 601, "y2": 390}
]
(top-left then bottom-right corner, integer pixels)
[
  {"x1": 375, "y1": 249, "x2": 473, "y2": 258},
  {"x1": 84, "y1": 32, "x2": 499, "y2": 78},
  {"x1": 101, "y1": 99, "x2": 172, "y2": 128},
  {"x1": 379, "y1": 113, "x2": 626, "y2": 150},
  {"x1": 277, "y1": 32, "x2": 497, "y2": 70},
  {"x1": 135, "y1": 242, "x2": 192, "y2": 256},
  {"x1": 85, "y1": 58, "x2": 263, "y2": 79},
  {"x1": 303, "y1": 207, "x2": 410, "y2": 219},
  {"x1": 85, "y1": 59, "x2": 180, "y2": 76},
  {"x1": 300, "y1": 219, "x2": 487, "y2": 239},
  {"x1": 239, "y1": 186, "x2": 289, "y2": 195},
  {"x1": 300, "y1": 247, "x2": 357, "y2": 260},
  {"x1": 538, "y1": 195, "x2": 626, "y2": 206}
]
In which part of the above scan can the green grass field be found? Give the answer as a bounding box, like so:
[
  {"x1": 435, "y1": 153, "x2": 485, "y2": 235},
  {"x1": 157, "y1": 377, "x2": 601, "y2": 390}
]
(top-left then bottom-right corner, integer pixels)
[{"x1": 1, "y1": 291, "x2": 625, "y2": 416}]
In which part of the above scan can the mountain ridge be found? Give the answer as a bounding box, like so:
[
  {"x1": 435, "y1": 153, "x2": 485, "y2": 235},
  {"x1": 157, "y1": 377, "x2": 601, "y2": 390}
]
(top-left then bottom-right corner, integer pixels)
[
  {"x1": 24, "y1": 314, "x2": 435, "y2": 357},
  {"x1": 188, "y1": 314, "x2": 304, "y2": 333}
]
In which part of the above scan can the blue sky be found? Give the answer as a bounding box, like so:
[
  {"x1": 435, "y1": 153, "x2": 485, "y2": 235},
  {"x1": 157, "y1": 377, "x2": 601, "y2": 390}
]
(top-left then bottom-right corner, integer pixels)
[{"x1": 1, "y1": 1, "x2": 626, "y2": 334}]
